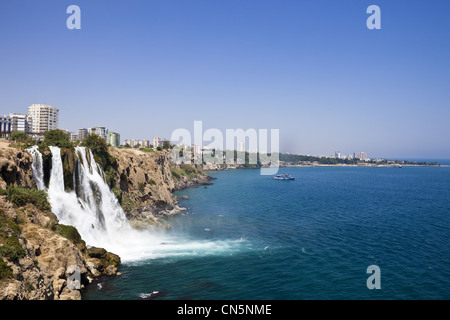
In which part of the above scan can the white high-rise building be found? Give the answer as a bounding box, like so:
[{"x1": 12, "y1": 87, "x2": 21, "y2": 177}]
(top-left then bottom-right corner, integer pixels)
[
  {"x1": 88, "y1": 127, "x2": 108, "y2": 140},
  {"x1": 8, "y1": 113, "x2": 33, "y2": 133},
  {"x1": 69, "y1": 132, "x2": 79, "y2": 141},
  {"x1": 238, "y1": 141, "x2": 245, "y2": 152},
  {"x1": 153, "y1": 137, "x2": 162, "y2": 148},
  {"x1": 107, "y1": 132, "x2": 121, "y2": 147},
  {"x1": 28, "y1": 104, "x2": 59, "y2": 134},
  {"x1": 353, "y1": 152, "x2": 368, "y2": 161},
  {"x1": 141, "y1": 140, "x2": 150, "y2": 148}
]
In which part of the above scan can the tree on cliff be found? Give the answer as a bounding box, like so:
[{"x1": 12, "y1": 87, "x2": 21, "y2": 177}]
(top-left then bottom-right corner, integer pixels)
[
  {"x1": 43, "y1": 130, "x2": 73, "y2": 149},
  {"x1": 11, "y1": 132, "x2": 28, "y2": 143},
  {"x1": 81, "y1": 133, "x2": 108, "y2": 156},
  {"x1": 10, "y1": 131, "x2": 31, "y2": 149},
  {"x1": 162, "y1": 140, "x2": 171, "y2": 150}
]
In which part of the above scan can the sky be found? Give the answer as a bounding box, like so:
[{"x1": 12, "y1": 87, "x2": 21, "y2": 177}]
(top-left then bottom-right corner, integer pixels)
[{"x1": 0, "y1": 0, "x2": 449, "y2": 159}]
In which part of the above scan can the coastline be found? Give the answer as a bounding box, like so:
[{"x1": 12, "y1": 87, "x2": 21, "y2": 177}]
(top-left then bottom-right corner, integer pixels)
[
  {"x1": 279, "y1": 163, "x2": 450, "y2": 168},
  {"x1": 83, "y1": 163, "x2": 450, "y2": 300},
  {"x1": 202, "y1": 163, "x2": 450, "y2": 173},
  {"x1": 0, "y1": 140, "x2": 213, "y2": 300}
]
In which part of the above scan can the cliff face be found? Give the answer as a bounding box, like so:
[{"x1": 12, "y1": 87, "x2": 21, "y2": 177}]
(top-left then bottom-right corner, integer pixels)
[
  {"x1": 0, "y1": 190, "x2": 122, "y2": 300},
  {"x1": 0, "y1": 142, "x2": 120, "y2": 300},
  {"x1": 0, "y1": 195, "x2": 86, "y2": 300},
  {"x1": 109, "y1": 148, "x2": 212, "y2": 227},
  {"x1": 0, "y1": 141, "x2": 212, "y2": 299},
  {"x1": 0, "y1": 142, "x2": 35, "y2": 190}
]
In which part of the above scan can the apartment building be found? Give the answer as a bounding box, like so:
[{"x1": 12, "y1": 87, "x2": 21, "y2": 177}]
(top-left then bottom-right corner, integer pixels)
[
  {"x1": 7, "y1": 113, "x2": 33, "y2": 133},
  {"x1": 28, "y1": 104, "x2": 59, "y2": 134},
  {"x1": 107, "y1": 132, "x2": 121, "y2": 147},
  {"x1": 88, "y1": 127, "x2": 108, "y2": 140}
]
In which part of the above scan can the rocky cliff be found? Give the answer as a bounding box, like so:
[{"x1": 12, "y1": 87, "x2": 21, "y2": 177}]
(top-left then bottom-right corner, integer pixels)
[
  {"x1": 0, "y1": 142, "x2": 35, "y2": 190},
  {"x1": 109, "y1": 147, "x2": 212, "y2": 228},
  {"x1": 0, "y1": 194, "x2": 85, "y2": 300},
  {"x1": 0, "y1": 141, "x2": 121, "y2": 300},
  {"x1": 0, "y1": 140, "x2": 212, "y2": 299}
]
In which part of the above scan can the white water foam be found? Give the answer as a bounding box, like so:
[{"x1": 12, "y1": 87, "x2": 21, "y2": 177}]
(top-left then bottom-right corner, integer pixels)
[
  {"x1": 28, "y1": 145, "x2": 46, "y2": 191},
  {"x1": 28, "y1": 146, "x2": 245, "y2": 262}
]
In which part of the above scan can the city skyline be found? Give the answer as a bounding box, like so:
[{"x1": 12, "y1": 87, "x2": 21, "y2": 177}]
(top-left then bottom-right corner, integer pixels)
[
  {"x1": 0, "y1": 102, "x2": 446, "y2": 161},
  {"x1": 1, "y1": 1, "x2": 449, "y2": 159}
]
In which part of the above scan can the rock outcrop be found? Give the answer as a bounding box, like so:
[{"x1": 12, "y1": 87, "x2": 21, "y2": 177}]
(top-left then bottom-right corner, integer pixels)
[
  {"x1": 0, "y1": 192, "x2": 122, "y2": 300},
  {"x1": 109, "y1": 148, "x2": 212, "y2": 227},
  {"x1": 0, "y1": 195, "x2": 81, "y2": 299},
  {"x1": 0, "y1": 142, "x2": 35, "y2": 190}
]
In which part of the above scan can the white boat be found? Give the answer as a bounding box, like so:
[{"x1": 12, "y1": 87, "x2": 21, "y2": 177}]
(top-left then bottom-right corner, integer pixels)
[{"x1": 273, "y1": 174, "x2": 295, "y2": 180}]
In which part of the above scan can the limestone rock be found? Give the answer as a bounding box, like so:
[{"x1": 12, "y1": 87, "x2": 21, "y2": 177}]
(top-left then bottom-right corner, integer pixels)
[
  {"x1": 0, "y1": 142, "x2": 35, "y2": 189},
  {"x1": 85, "y1": 246, "x2": 121, "y2": 276},
  {"x1": 109, "y1": 148, "x2": 212, "y2": 226}
]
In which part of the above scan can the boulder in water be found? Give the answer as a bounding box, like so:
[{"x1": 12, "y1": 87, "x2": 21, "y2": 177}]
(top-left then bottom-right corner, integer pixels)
[{"x1": 86, "y1": 246, "x2": 121, "y2": 276}]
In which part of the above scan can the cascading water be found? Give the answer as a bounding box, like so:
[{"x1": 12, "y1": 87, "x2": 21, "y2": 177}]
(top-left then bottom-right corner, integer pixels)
[
  {"x1": 27, "y1": 146, "x2": 246, "y2": 261},
  {"x1": 28, "y1": 145, "x2": 46, "y2": 191},
  {"x1": 45, "y1": 146, "x2": 125, "y2": 248}
]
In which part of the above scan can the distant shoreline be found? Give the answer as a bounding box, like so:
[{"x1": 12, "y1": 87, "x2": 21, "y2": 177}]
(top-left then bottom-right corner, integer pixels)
[
  {"x1": 203, "y1": 163, "x2": 450, "y2": 175},
  {"x1": 279, "y1": 163, "x2": 450, "y2": 168}
]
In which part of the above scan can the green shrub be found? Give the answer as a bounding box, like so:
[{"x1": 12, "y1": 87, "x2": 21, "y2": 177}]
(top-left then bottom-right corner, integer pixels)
[
  {"x1": 0, "y1": 217, "x2": 21, "y2": 237},
  {"x1": 170, "y1": 169, "x2": 181, "y2": 180},
  {"x1": 171, "y1": 164, "x2": 199, "y2": 180},
  {"x1": 9, "y1": 132, "x2": 34, "y2": 150},
  {"x1": 180, "y1": 163, "x2": 197, "y2": 175},
  {"x1": 162, "y1": 140, "x2": 171, "y2": 150},
  {"x1": 0, "y1": 234, "x2": 26, "y2": 261},
  {"x1": 111, "y1": 186, "x2": 122, "y2": 204},
  {"x1": 52, "y1": 224, "x2": 83, "y2": 246},
  {"x1": 104, "y1": 167, "x2": 117, "y2": 188},
  {"x1": 11, "y1": 131, "x2": 29, "y2": 143},
  {"x1": 42, "y1": 130, "x2": 74, "y2": 149},
  {"x1": 0, "y1": 257, "x2": 13, "y2": 280},
  {"x1": 138, "y1": 182, "x2": 146, "y2": 194},
  {"x1": 121, "y1": 196, "x2": 135, "y2": 213},
  {"x1": 81, "y1": 133, "x2": 108, "y2": 156},
  {"x1": 25, "y1": 281, "x2": 35, "y2": 291},
  {"x1": 6, "y1": 187, "x2": 51, "y2": 212}
]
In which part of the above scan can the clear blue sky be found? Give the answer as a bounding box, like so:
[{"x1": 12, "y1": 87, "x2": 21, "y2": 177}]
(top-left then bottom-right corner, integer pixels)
[{"x1": 1, "y1": 0, "x2": 449, "y2": 159}]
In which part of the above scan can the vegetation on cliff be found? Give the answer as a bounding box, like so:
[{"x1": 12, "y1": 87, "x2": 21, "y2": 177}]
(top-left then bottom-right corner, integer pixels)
[
  {"x1": 0, "y1": 213, "x2": 25, "y2": 264},
  {"x1": 42, "y1": 130, "x2": 74, "y2": 150},
  {"x1": 170, "y1": 163, "x2": 203, "y2": 180},
  {"x1": 4, "y1": 186, "x2": 51, "y2": 212},
  {"x1": 0, "y1": 185, "x2": 121, "y2": 299}
]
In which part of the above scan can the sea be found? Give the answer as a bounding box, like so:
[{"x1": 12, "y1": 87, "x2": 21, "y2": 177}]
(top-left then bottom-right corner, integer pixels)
[{"x1": 82, "y1": 166, "x2": 450, "y2": 300}]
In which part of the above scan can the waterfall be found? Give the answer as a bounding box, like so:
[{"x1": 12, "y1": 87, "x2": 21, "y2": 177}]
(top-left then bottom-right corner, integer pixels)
[
  {"x1": 73, "y1": 146, "x2": 129, "y2": 231},
  {"x1": 45, "y1": 146, "x2": 136, "y2": 251},
  {"x1": 26, "y1": 146, "x2": 134, "y2": 257},
  {"x1": 27, "y1": 146, "x2": 245, "y2": 262},
  {"x1": 28, "y1": 145, "x2": 46, "y2": 191}
]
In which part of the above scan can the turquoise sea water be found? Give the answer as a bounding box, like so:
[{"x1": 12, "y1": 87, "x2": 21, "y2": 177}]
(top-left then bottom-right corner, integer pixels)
[{"x1": 83, "y1": 167, "x2": 450, "y2": 300}]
